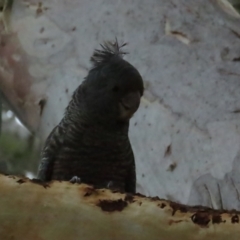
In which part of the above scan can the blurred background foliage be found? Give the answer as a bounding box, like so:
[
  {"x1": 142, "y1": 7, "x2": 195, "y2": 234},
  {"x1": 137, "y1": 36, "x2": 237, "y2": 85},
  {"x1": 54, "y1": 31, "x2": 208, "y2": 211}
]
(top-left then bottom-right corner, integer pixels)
[
  {"x1": 0, "y1": 96, "x2": 40, "y2": 178},
  {"x1": 230, "y1": 0, "x2": 240, "y2": 12}
]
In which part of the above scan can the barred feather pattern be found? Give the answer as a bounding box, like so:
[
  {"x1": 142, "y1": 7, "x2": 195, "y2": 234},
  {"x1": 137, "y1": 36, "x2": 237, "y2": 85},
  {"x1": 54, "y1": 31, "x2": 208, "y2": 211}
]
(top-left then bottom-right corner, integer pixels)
[
  {"x1": 38, "y1": 87, "x2": 136, "y2": 193},
  {"x1": 37, "y1": 40, "x2": 144, "y2": 193}
]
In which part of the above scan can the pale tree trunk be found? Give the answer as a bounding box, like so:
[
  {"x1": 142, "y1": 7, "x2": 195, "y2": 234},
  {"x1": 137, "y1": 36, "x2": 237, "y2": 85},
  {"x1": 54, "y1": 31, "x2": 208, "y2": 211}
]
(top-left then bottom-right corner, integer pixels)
[
  {"x1": 1, "y1": 0, "x2": 240, "y2": 232},
  {"x1": 0, "y1": 174, "x2": 240, "y2": 240}
]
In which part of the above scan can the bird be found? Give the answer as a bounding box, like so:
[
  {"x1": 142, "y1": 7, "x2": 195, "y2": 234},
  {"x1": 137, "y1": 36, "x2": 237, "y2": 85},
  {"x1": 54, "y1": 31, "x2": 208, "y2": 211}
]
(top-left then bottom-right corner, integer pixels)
[{"x1": 37, "y1": 39, "x2": 144, "y2": 193}]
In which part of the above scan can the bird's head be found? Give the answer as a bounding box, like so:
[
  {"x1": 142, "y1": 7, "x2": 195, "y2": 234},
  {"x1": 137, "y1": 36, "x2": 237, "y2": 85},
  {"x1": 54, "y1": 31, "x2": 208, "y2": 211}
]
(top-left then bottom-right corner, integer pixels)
[{"x1": 79, "y1": 40, "x2": 144, "y2": 127}]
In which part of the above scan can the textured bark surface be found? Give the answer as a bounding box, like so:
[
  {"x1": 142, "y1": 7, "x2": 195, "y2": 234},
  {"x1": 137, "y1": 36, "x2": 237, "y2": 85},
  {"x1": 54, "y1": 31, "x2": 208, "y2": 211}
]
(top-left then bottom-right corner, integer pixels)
[
  {"x1": 1, "y1": 0, "x2": 240, "y2": 209},
  {"x1": 0, "y1": 174, "x2": 240, "y2": 240}
]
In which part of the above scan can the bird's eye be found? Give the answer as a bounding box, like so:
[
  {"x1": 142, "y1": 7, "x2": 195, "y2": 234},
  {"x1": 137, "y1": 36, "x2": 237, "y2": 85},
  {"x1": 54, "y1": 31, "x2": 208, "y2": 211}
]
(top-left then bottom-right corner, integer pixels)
[{"x1": 112, "y1": 86, "x2": 119, "y2": 92}]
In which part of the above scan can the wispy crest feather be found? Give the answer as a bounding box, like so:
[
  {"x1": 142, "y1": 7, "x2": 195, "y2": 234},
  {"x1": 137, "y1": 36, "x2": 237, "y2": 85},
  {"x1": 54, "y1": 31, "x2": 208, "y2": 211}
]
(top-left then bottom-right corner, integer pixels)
[{"x1": 90, "y1": 39, "x2": 128, "y2": 67}]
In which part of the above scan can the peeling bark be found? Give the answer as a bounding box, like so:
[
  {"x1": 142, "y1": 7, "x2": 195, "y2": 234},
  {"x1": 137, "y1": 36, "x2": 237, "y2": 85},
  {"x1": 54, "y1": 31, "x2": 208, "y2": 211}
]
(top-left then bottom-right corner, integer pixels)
[{"x1": 2, "y1": 0, "x2": 240, "y2": 208}]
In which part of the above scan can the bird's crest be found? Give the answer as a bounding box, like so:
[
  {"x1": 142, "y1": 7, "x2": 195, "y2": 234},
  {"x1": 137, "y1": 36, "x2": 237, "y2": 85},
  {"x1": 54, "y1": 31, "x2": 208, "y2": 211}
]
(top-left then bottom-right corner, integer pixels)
[{"x1": 90, "y1": 39, "x2": 128, "y2": 67}]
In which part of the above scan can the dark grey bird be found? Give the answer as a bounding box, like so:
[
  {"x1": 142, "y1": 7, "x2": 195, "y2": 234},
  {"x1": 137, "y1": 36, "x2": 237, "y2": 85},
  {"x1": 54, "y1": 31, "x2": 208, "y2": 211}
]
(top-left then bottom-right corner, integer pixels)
[{"x1": 37, "y1": 40, "x2": 144, "y2": 193}]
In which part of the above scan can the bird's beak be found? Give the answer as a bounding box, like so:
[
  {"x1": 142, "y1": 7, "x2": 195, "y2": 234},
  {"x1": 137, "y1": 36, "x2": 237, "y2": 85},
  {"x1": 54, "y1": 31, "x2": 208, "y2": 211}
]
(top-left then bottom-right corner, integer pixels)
[{"x1": 119, "y1": 91, "x2": 141, "y2": 120}]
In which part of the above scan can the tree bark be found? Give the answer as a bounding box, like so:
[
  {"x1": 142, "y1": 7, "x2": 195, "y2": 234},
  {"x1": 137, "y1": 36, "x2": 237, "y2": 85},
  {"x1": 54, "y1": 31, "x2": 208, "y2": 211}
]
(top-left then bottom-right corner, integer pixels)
[
  {"x1": 0, "y1": 174, "x2": 239, "y2": 240},
  {"x1": 1, "y1": 0, "x2": 240, "y2": 209}
]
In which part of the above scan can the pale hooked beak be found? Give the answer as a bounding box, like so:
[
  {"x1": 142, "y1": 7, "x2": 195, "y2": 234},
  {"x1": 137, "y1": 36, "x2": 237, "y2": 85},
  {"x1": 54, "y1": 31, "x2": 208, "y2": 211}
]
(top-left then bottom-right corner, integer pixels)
[{"x1": 119, "y1": 91, "x2": 141, "y2": 120}]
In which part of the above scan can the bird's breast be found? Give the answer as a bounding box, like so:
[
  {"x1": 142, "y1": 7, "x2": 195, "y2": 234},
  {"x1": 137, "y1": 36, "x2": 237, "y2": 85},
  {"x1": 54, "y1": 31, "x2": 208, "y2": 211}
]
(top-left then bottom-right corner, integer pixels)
[{"x1": 51, "y1": 137, "x2": 134, "y2": 190}]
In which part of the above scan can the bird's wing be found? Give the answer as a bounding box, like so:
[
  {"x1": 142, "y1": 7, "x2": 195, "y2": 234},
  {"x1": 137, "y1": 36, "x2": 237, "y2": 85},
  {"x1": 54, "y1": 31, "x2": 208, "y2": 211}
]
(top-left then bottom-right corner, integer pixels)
[
  {"x1": 125, "y1": 149, "x2": 136, "y2": 193},
  {"x1": 37, "y1": 122, "x2": 66, "y2": 181},
  {"x1": 37, "y1": 87, "x2": 81, "y2": 181}
]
